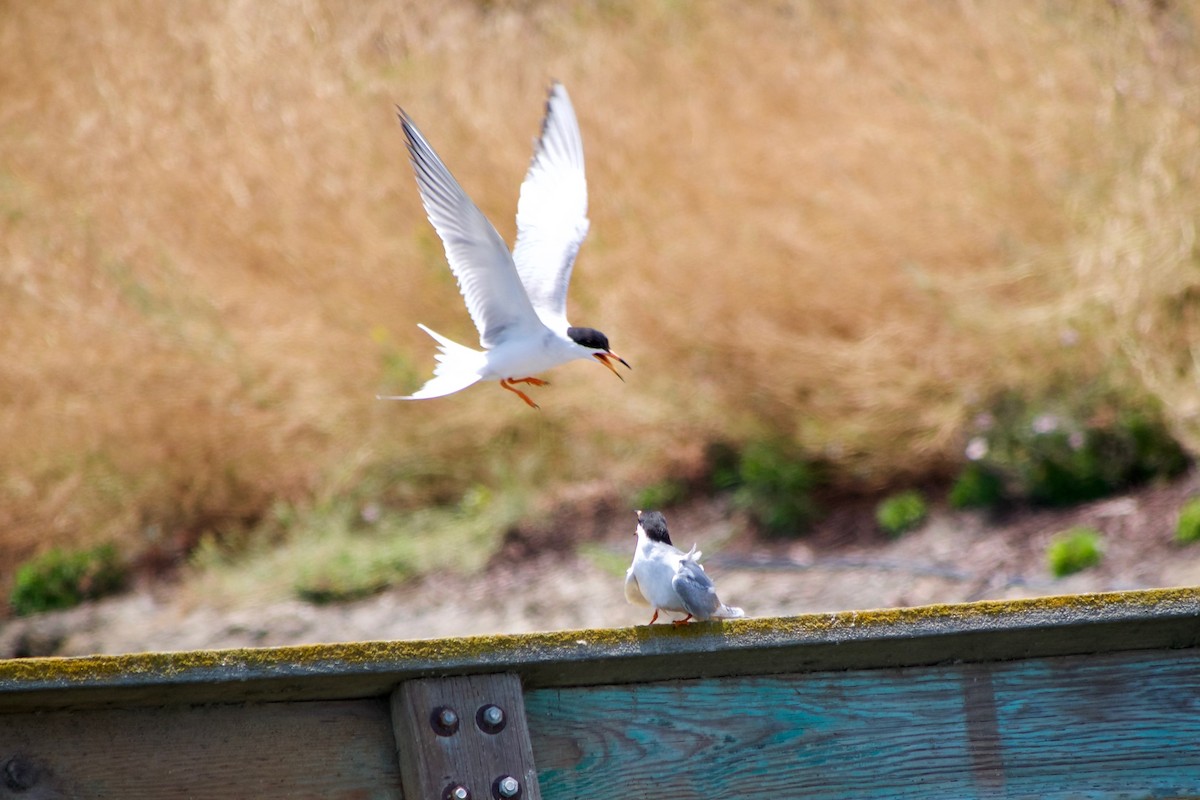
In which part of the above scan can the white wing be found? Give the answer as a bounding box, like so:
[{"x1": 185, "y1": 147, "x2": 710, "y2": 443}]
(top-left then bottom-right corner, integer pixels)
[
  {"x1": 511, "y1": 83, "x2": 590, "y2": 333},
  {"x1": 624, "y1": 568, "x2": 650, "y2": 607},
  {"x1": 401, "y1": 110, "x2": 544, "y2": 349}
]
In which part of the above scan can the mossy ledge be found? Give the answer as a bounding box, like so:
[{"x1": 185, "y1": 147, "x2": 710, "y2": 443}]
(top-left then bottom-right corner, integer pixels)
[{"x1": 0, "y1": 587, "x2": 1197, "y2": 711}]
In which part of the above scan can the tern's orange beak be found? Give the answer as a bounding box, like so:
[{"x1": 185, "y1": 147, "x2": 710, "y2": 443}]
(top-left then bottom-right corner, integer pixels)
[{"x1": 594, "y1": 351, "x2": 631, "y2": 381}]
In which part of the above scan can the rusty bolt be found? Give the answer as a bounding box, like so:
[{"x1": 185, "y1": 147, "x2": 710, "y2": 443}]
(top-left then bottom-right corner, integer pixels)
[{"x1": 442, "y1": 783, "x2": 471, "y2": 800}]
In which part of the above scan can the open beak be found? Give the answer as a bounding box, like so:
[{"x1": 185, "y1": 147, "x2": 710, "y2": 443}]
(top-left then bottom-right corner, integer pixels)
[{"x1": 594, "y1": 351, "x2": 631, "y2": 381}]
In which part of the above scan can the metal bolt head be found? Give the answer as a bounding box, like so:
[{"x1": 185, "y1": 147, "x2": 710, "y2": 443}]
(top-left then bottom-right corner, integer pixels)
[
  {"x1": 494, "y1": 775, "x2": 521, "y2": 799},
  {"x1": 442, "y1": 784, "x2": 471, "y2": 800},
  {"x1": 431, "y1": 706, "x2": 460, "y2": 736},
  {"x1": 477, "y1": 703, "x2": 507, "y2": 733}
]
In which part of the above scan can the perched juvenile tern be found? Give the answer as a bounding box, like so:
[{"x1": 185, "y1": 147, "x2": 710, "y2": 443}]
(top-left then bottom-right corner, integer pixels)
[
  {"x1": 379, "y1": 83, "x2": 629, "y2": 409},
  {"x1": 625, "y1": 510, "x2": 745, "y2": 625}
]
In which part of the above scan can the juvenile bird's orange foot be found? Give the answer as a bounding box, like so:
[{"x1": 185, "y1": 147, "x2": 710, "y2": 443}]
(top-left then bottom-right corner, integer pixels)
[
  {"x1": 672, "y1": 615, "x2": 694, "y2": 626},
  {"x1": 499, "y1": 378, "x2": 540, "y2": 409}
]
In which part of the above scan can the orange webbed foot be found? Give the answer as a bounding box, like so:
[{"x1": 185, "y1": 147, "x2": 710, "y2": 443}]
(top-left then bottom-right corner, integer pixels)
[{"x1": 499, "y1": 378, "x2": 540, "y2": 409}]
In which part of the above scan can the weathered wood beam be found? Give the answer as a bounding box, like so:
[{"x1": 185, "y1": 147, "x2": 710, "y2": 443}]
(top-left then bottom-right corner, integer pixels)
[
  {"x1": 0, "y1": 699, "x2": 402, "y2": 799},
  {"x1": 0, "y1": 588, "x2": 1196, "y2": 712}
]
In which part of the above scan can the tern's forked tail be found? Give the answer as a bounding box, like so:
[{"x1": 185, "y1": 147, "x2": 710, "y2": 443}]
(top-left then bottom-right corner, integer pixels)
[
  {"x1": 713, "y1": 604, "x2": 745, "y2": 620},
  {"x1": 378, "y1": 324, "x2": 485, "y2": 401}
]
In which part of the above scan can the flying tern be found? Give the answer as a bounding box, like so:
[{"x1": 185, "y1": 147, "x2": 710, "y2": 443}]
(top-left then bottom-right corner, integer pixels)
[
  {"x1": 625, "y1": 510, "x2": 745, "y2": 625},
  {"x1": 379, "y1": 82, "x2": 629, "y2": 409}
]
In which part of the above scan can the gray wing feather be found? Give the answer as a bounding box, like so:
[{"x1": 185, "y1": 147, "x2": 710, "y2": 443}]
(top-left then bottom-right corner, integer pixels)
[
  {"x1": 512, "y1": 83, "x2": 589, "y2": 332},
  {"x1": 401, "y1": 111, "x2": 544, "y2": 349},
  {"x1": 671, "y1": 560, "x2": 721, "y2": 620}
]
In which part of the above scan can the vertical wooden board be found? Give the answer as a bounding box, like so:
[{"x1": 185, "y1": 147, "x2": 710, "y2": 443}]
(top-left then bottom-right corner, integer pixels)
[
  {"x1": 0, "y1": 698, "x2": 402, "y2": 800},
  {"x1": 391, "y1": 673, "x2": 541, "y2": 800},
  {"x1": 525, "y1": 648, "x2": 1200, "y2": 800}
]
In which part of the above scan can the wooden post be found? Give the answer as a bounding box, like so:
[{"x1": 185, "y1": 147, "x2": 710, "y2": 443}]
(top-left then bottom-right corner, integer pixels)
[{"x1": 391, "y1": 673, "x2": 541, "y2": 800}]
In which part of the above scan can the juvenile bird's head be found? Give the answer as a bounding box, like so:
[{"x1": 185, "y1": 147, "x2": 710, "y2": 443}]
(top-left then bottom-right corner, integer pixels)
[
  {"x1": 635, "y1": 509, "x2": 672, "y2": 546},
  {"x1": 568, "y1": 326, "x2": 630, "y2": 381}
]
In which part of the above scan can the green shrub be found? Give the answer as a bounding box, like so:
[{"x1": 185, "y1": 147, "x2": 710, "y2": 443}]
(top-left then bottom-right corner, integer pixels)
[
  {"x1": 10, "y1": 544, "x2": 127, "y2": 616},
  {"x1": 1046, "y1": 526, "x2": 1104, "y2": 577},
  {"x1": 1175, "y1": 496, "x2": 1200, "y2": 544},
  {"x1": 294, "y1": 555, "x2": 393, "y2": 605},
  {"x1": 717, "y1": 441, "x2": 819, "y2": 538},
  {"x1": 948, "y1": 462, "x2": 1006, "y2": 509},
  {"x1": 876, "y1": 490, "x2": 928, "y2": 537},
  {"x1": 954, "y1": 387, "x2": 1187, "y2": 509}
]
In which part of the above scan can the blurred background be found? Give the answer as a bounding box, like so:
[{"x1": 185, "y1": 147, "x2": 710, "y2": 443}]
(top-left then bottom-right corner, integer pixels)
[{"x1": 2, "y1": 1, "x2": 1199, "y2": 654}]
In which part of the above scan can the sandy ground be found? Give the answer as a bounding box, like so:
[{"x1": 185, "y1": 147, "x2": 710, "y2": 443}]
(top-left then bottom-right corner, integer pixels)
[{"x1": 4, "y1": 474, "x2": 1200, "y2": 658}]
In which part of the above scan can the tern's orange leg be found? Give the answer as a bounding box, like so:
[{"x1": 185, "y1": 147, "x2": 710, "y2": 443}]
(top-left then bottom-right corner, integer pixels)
[
  {"x1": 499, "y1": 378, "x2": 539, "y2": 409},
  {"x1": 508, "y1": 377, "x2": 550, "y2": 387},
  {"x1": 672, "y1": 615, "x2": 694, "y2": 626},
  {"x1": 648, "y1": 609, "x2": 659, "y2": 625}
]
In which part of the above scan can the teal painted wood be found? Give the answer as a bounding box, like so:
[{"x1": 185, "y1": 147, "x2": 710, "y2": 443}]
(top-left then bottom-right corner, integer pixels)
[{"x1": 525, "y1": 648, "x2": 1200, "y2": 800}]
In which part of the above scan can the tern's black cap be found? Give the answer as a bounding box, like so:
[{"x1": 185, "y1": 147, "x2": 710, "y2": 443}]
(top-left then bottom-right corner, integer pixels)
[
  {"x1": 636, "y1": 510, "x2": 672, "y2": 545},
  {"x1": 567, "y1": 326, "x2": 611, "y2": 351}
]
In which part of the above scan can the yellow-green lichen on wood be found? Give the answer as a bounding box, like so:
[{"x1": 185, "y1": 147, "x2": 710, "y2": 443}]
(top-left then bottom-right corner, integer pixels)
[{"x1": 0, "y1": 587, "x2": 1197, "y2": 712}]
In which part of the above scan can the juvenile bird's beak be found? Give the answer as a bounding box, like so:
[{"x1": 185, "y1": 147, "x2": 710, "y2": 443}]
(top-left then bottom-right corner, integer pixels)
[{"x1": 594, "y1": 351, "x2": 631, "y2": 381}]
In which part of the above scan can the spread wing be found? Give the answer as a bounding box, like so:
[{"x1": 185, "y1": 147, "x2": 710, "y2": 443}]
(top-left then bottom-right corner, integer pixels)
[
  {"x1": 624, "y1": 568, "x2": 650, "y2": 607},
  {"x1": 400, "y1": 109, "x2": 544, "y2": 349},
  {"x1": 511, "y1": 82, "x2": 590, "y2": 333},
  {"x1": 671, "y1": 559, "x2": 721, "y2": 620}
]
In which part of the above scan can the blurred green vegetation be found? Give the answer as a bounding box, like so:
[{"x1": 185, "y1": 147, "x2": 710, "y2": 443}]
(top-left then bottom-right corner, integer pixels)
[
  {"x1": 875, "y1": 491, "x2": 928, "y2": 538},
  {"x1": 10, "y1": 545, "x2": 127, "y2": 616},
  {"x1": 951, "y1": 385, "x2": 1187, "y2": 508},
  {"x1": 1175, "y1": 497, "x2": 1200, "y2": 545},
  {"x1": 632, "y1": 478, "x2": 689, "y2": 512},
  {"x1": 1046, "y1": 527, "x2": 1104, "y2": 578},
  {"x1": 712, "y1": 441, "x2": 822, "y2": 538}
]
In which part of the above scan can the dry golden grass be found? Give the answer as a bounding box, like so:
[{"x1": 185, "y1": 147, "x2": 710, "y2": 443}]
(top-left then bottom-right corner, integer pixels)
[{"x1": 1, "y1": 1, "x2": 1198, "y2": 582}]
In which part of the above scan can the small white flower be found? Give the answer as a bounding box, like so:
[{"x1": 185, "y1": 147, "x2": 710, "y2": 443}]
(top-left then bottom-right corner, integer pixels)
[
  {"x1": 1032, "y1": 414, "x2": 1060, "y2": 435},
  {"x1": 966, "y1": 436, "x2": 989, "y2": 461}
]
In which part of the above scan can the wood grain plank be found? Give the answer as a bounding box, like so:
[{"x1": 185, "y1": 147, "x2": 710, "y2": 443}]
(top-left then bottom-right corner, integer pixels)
[
  {"x1": 525, "y1": 648, "x2": 1200, "y2": 800},
  {"x1": 0, "y1": 698, "x2": 402, "y2": 800}
]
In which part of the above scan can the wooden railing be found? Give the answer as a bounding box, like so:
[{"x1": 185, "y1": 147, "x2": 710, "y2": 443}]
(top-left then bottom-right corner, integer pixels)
[{"x1": 1, "y1": 587, "x2": 1198, "y2": 799}]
